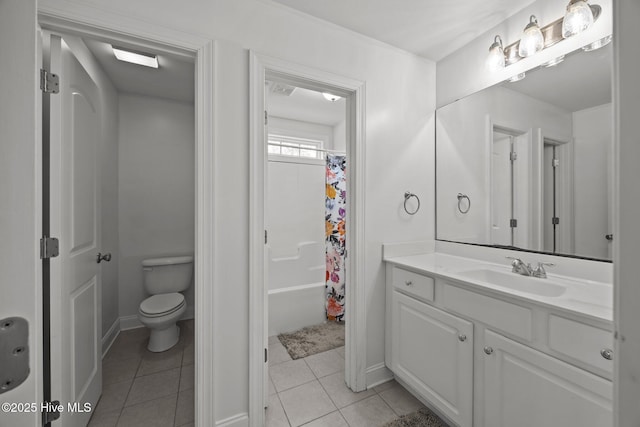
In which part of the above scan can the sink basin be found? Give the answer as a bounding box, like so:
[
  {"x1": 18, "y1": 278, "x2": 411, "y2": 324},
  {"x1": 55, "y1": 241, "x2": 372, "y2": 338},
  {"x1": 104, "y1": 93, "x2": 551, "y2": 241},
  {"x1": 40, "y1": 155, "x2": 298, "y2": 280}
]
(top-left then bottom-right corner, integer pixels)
[{"x1": 459, "y1": 269, "x2": 566, "y2": 297}]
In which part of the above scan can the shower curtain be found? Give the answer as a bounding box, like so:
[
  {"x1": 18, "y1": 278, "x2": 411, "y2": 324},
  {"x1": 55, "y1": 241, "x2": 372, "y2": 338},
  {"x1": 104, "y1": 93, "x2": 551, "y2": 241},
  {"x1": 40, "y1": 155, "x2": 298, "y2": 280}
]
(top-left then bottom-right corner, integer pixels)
[{"x1": 325, "y1": 154, "x2": 346, "y2": 322}]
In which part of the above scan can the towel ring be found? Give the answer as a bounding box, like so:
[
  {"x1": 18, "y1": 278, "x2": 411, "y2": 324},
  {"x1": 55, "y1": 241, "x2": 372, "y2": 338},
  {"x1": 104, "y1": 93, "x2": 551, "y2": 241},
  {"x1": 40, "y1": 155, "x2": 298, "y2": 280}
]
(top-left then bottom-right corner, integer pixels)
[
  {"x1": 457, "y1": 193, "x2": 471, "y2": 214},
  {"x1": 404, "y1": 191, "x2": 420, "y2": 215}
]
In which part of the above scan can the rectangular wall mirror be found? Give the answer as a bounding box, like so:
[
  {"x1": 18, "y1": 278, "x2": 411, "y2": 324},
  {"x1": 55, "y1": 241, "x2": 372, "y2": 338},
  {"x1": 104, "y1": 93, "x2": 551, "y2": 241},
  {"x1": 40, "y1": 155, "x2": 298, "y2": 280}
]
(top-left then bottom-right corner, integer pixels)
[{"x1": 436, "y1": 43, "x2": 613, "y2": 261}]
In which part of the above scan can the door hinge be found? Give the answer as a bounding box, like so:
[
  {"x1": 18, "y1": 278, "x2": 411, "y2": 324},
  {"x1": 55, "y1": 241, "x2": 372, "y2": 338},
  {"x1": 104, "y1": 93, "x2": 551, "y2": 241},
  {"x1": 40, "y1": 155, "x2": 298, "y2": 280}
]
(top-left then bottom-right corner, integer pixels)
[
  {"x1": 264, "y1": 230, "x2": 267, "y2": 244},
  {"x1": 552, "y1": 158, "x2": 559, "y2": 168},
  {"x1": 510, "y1": 151, "x2": 517, "y2": 161},
  {"x1": 264, "y1": 348, "x2": 268, "y2": 363},
  {"x1": 42, "y1": 400, "x2": 61, "y2": 424},
  {"x1": 552, "y1": 217, "x2": 560, "y2": 225},
  {"x1": 40, "y1": 69, "x2": 59, "y2": 94},
  {"x1": 264, "y1": 110, "x2": 268, "y2": 126},
  {"x1": 40, "y1": 236, "x2": 59, "y2": 259},
  {"x1": 510, "y1": 218, "x2": 518, "y2": 228}
]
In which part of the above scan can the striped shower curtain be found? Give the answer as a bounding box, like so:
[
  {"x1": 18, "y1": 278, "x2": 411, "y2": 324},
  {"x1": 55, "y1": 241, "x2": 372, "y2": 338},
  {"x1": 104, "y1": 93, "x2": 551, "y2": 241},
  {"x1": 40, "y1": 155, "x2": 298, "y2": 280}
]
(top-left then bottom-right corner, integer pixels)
[{"x1": 325, "y1": 154, "x2": 346, "y2": 322}]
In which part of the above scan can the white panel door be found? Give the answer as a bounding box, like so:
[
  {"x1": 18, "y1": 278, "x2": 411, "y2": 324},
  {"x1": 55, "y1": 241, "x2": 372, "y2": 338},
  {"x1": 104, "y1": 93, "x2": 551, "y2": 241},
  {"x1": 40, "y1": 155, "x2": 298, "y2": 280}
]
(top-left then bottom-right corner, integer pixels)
[
  {"x1": 391, "y1": 290, "x2": 473, "y2": 427},
  {"x1": 0, "y1": 1, "x2": 41, "y2": 426},
  {"x1": 48, "y1": 34, "x2": 102, "y2": 427},
  {"x1": 483, "y1": 330, "x2": 613, "y2": 427}
]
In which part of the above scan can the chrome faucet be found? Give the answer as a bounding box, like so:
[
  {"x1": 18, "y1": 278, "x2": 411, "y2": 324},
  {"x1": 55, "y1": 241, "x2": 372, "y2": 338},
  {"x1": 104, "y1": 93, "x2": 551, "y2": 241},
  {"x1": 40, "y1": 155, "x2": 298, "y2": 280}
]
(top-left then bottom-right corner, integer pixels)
[
  {"x1": 506, "y1": 257, "x2": 555, "y2": 278},
  {"x1": 506, "y1": 256, "x2": 533, "y2": 276}
]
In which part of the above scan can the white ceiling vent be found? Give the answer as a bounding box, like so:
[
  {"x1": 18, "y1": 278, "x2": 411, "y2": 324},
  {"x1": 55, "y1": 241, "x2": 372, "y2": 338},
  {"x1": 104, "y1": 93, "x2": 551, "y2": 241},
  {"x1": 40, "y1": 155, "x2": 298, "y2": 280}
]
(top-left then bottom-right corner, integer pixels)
[{"x1": 269, "y1": 81, "x2": 297, "y2": 96}]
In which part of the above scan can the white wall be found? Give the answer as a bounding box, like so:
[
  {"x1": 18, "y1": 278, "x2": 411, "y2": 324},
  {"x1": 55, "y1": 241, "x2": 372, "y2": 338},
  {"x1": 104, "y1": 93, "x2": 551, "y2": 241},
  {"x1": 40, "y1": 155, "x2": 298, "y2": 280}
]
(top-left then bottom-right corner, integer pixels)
[
  {"x1": 267, "y1": 160, "x2": 325, "y2": 259},
  {"x1": 573, "y1": 103, "x2": 612, "y2": 259},
  {"x1": 437, "y1": 0, "x2": 613, "y2": 107},
  {"x1": 117, "y1": 94, "x2": 195, "y2": 320},
  {"x1": 333, "y1": 119, "x2": 346, "y2": 152},
  {"x1": 436, "y1": 86, "x2": 571, "y2": 244},
  {"x1": 57, "y1": 34, "x2": 120, "y2": 340},
  {"x1": 39, "y1": 0, "x2": 436, "y2": 423}
]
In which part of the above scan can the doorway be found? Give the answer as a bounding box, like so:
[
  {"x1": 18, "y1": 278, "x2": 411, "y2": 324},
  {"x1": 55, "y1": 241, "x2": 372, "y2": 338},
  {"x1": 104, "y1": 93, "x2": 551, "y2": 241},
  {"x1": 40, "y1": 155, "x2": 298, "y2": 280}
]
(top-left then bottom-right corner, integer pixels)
[
  {"x1": 249, "y1": 54, "x2": 366, "y2": 427},
  {"x1": 38, "y1": 16, "x2": 214, "y2": 426}
]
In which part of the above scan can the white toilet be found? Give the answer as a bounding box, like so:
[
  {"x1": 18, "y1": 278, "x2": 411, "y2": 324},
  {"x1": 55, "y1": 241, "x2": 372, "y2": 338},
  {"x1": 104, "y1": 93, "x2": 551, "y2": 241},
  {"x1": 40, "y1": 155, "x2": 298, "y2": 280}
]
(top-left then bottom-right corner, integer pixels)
[{"x1": 138, "y1": 255, "x2": 193, "y2": 352}]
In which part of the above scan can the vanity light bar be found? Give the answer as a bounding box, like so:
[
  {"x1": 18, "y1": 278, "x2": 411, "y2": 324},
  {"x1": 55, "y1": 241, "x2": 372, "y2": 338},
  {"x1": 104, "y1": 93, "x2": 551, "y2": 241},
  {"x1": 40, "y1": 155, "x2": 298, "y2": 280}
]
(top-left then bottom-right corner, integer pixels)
[
  {"x1": 498, "y1": 3, "x2": 602, "y2": 67},
  {"x1": 112, "y1": 46, "x2": 159, "y2": 68}
]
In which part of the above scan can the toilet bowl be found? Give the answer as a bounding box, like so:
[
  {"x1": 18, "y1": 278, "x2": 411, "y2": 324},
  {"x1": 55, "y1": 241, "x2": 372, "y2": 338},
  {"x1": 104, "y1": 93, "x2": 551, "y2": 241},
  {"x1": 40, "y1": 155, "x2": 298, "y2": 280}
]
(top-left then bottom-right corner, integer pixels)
[{"x1": 138, "y1": 255, "x2": 193, "y2": 352}]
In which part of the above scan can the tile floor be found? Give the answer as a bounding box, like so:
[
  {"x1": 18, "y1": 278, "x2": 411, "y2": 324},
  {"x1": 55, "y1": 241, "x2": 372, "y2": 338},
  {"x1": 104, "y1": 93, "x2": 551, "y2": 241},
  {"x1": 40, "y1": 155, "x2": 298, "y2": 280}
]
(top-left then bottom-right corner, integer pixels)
[
  {"x1": 87, "y1": 319, "x2": 194, "y2": 427},
  {"x1": 267, "y1": 335, "x2": 434, "y2": 427}
]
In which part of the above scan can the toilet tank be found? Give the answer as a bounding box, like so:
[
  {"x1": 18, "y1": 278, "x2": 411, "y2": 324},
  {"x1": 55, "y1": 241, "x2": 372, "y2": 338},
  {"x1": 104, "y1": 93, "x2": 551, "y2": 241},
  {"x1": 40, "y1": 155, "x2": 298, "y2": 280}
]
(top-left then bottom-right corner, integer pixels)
[{"x1": 142, "y1": 255, "x2": 194, "y2": 294}]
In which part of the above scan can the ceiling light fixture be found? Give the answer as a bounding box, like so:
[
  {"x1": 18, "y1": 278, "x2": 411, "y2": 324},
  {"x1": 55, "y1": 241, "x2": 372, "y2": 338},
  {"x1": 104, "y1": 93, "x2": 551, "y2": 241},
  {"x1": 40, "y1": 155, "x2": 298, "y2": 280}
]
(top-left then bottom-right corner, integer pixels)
[
  {"x1": 486, "y1": 36, "x2": 506, "y2": 71},
  {"x1": 322, "y1": 93, "x2": 341, "y2": 102},
  {"x1": 487, "y1": 1, "x2": 605, "y2": 74},
  {"x1": 562, "y1": 0, "x2": 600, "y2": 38},
  {"x1": 518, "y1": 15, "x2": 545, "y2": 58},
  {"x1": 112, "y1": 46, "x2": 159, "y2": 68}
]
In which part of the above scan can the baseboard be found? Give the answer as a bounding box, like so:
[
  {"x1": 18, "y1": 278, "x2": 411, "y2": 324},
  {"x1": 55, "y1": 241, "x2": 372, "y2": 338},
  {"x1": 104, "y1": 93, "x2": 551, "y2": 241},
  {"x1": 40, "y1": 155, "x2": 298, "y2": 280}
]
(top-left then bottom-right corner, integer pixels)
[
  {"x1": 119, "y1": 314, "x2": 143, "y2": 330},
  {"x1": 101, "y1": 318, "x2": 120, "y2": 358},
  {"x1": 216, "y1": 413, "x2": 249, "y2": 427},
  {"x1": 365, "y1": 362, "x2": 394, "y2": 389},
  {"x1": 119, "y1": 306, "x2": 195, "y2": 331}
]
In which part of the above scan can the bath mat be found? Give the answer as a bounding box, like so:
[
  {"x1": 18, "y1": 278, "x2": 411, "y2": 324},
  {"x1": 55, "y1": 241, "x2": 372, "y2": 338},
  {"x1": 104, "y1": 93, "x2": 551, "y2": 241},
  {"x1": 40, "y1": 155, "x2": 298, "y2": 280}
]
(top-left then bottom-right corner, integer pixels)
[
  {"x1": 382, "y1": 407, "x2": 449, "y2": 427},
  {"x1": 278, "y1": 321, "x2": 345, "y2": 359}
]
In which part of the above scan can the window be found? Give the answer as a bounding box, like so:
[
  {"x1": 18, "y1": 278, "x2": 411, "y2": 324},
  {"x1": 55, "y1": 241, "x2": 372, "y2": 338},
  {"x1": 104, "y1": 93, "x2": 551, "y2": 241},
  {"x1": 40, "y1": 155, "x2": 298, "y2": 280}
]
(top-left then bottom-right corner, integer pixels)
[{"x1": 268, "y1": 135, "x2": 324, "y2": 159}]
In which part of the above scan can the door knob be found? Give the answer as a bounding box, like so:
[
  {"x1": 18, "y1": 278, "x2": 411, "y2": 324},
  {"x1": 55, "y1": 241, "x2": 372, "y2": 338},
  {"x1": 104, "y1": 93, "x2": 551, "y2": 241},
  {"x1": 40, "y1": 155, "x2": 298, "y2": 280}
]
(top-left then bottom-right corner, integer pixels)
[{"x1": 97, "y1": 252, "x2": 111, "y2": 263}]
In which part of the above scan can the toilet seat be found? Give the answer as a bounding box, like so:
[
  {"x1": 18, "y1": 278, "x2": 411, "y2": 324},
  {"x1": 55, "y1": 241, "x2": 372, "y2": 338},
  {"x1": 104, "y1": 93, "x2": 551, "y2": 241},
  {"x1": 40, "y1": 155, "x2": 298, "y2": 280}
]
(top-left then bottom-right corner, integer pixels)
[{"x1": 139, "y1": 293, "x2": 185, "y2": 318}]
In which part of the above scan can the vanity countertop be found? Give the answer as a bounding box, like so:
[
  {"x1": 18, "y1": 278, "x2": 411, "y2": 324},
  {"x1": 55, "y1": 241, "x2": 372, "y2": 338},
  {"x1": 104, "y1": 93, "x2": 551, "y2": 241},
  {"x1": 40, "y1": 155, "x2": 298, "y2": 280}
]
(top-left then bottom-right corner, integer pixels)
[{"x1": 385, "y1": 252, "x2": 613, "y2": 324}]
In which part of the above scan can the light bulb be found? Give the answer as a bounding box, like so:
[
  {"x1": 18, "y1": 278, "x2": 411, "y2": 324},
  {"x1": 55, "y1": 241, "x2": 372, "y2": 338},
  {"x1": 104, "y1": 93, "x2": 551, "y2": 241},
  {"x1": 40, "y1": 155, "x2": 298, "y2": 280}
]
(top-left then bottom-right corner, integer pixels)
[
  {"x1": 322, "y1": 93, "x2": 341, "y2": 102},
  {"x1": 486, "y1": 35, "x2": 506, "y2": 71},
  {"x1": 562, "y1": 0, "x2": 594, "y2": 38},
  {"x1": 518, "y1": 15, "x2": 544, "y2": 58}
]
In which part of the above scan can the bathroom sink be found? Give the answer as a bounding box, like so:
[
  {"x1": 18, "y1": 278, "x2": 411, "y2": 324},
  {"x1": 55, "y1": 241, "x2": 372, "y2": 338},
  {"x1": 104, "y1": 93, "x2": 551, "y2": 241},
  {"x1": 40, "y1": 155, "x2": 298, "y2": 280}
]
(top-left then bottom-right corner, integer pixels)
[{"x1": 459, "y1": 269, "x2": 566, "y2": 297}]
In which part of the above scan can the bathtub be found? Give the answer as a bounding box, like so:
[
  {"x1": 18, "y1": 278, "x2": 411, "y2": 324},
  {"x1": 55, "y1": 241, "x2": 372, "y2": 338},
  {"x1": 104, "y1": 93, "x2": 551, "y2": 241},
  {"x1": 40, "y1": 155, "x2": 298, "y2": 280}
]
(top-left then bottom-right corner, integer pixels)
[{"x1": 268, "y1": 241, "x2": 326, "y2": 335}]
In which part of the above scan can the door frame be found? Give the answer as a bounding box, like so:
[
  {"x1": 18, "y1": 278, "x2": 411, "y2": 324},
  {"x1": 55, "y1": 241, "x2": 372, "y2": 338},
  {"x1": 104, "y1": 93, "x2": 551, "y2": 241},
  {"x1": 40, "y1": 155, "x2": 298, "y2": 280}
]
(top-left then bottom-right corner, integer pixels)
[
  {"x1": 249, "y1": 52, "x2": 366, "y2": 426},
  {"x1": 38, "y1": 9, "x2": 216, "y2": 426}
]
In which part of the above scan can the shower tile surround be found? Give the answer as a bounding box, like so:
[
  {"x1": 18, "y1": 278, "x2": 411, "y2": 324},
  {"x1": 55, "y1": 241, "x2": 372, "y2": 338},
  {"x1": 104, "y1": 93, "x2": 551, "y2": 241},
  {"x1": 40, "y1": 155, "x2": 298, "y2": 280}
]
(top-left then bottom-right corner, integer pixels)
[
  {"x1": 267, "y1": 338, "x2": 442, "y2": 427},
  {"x1": 89, "y1": 319, "x2": 194, "y2": 427}
]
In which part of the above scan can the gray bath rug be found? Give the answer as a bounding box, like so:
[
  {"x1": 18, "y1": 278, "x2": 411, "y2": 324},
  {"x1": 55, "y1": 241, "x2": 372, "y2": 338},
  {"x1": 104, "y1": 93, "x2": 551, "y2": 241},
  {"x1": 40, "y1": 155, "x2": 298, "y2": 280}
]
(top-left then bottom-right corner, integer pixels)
[
  {"x1": 382, "y1": 408, "x2": 449, "y2": 427},
  {"x1": 278, "y1": 321, "x2": 345, "y2": 359}
]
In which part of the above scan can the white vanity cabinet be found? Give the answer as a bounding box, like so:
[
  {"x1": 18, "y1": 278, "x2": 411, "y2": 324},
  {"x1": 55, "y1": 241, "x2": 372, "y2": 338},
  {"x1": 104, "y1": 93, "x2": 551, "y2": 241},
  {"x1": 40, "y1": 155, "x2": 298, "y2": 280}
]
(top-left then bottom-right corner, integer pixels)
[
  {"x1": 482, "y1": 330, "x2": 613, "y2": 427},
  {"x1": 389, "y1": 288, "x2": 474, "y2": 427},
  {"x1": 385, "y1": 261, "x2": 614, "y2": 427}
]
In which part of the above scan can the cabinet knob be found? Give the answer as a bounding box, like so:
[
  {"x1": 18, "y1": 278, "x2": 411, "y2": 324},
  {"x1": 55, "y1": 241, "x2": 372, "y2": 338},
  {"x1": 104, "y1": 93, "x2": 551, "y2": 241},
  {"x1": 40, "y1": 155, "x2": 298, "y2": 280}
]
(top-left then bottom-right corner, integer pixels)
[
  {"x1": 600, "y1": 348, "x2": 613, "y2": 360},
  {"x1": 484, "y1": 346, "x2": 494, "y2": 355},
  {"x1": 458, "y1": 334, "x2": 467, "y2": 342},
  {"x1": 405, "y1": 280, "x2": 413, "y2": 287}
]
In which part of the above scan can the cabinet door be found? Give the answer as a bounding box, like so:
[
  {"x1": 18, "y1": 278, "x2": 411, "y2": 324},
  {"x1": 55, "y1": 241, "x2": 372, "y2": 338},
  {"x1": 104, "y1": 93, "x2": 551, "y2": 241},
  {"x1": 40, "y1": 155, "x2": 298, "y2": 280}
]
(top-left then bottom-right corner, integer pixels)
[
  {"x1": 391, "y1": 290, "x2": 473, "y2": 427},
  {"x1": 483, "y1": 330, "x2": 612, "y2": 427}
]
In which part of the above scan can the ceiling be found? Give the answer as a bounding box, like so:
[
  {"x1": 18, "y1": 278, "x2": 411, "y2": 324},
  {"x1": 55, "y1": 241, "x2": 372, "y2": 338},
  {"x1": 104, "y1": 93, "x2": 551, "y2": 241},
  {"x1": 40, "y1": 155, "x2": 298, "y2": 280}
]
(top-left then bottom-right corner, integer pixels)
[
  {"x1": 266, "y1": 82, "x2": 346, "y2": 126},
  {"x1": 270, "y1": 0, "x2": 536, "y2": 61},
  {"x1": 83, "y1": 38, "x2": 195, "y2": 103},
  {"x1": 507, "y1": 42, "x2": 612, "y2": 112}
]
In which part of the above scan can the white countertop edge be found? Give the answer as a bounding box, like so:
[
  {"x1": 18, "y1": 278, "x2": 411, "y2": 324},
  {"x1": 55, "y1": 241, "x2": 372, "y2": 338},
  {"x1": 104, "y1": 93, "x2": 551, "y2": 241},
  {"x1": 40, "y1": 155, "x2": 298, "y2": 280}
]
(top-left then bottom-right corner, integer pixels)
[{"x1": 384, "y1": 251, "x2": 614, "y2": 325}]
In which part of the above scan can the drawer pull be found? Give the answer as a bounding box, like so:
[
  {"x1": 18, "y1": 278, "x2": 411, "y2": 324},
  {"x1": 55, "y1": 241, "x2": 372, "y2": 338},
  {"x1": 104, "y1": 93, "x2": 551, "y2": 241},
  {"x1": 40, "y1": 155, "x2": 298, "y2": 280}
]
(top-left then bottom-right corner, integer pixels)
[
  {"x1": 458, "y1": 334, "x2": 467, "y2": 342},
  {"x1": 484, "y1": 346, "x2": 494, "y2": 355},
  {"x1": 600, "y1": 348, "x2": 613, "y2": 360},
  {"x1": 405, "y1": 280, "x2": 413, "y2": 287}
]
